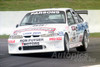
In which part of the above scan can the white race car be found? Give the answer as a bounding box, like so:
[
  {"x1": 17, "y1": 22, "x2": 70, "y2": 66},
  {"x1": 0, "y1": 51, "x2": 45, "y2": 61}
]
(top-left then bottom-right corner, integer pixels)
[{"x1": 8, "y1": 8, "x2": 89, "y2": 54}]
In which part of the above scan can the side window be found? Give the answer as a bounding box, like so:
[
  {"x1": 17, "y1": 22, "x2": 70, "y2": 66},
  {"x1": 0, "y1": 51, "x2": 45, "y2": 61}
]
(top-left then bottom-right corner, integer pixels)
[
  {"x1": 77, "y1": 14, "x2": 83, "y2": 22},
  {"x1": 72, "y1": 12, "x2": 79, "y2": 23},
  {"x1": 66, "y1": 11, "x2": 75, "y2": 25},
  {"x1": 72, "y1": 10, "x2": 83, "y2": 23}
]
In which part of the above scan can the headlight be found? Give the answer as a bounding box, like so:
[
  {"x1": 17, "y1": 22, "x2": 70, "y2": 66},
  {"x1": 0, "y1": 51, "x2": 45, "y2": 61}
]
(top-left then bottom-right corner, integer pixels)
[
  {"x1": 40, "y1": 31, "x2": 64, "y2": 37},
  {"x1": 40, "y1": 33, "x2": 54, "y2": 37},
  {"x1": 9, "y1": 35, "x2": 23, "y2": 39}
]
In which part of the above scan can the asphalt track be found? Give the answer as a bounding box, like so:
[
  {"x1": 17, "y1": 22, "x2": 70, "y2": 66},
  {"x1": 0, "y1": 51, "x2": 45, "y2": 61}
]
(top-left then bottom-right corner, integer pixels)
[{"x1": 0, "y1": 38, "x2": 100, "y2": 67}]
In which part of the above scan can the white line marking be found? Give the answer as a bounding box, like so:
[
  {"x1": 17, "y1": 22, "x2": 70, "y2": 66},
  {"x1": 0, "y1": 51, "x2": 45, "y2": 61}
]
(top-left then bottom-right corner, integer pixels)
[
  {"x1": 0, "y1": 54, "x2": 5, "y2": 55},
  {"x1": 82, "y1": 65, "x2": 100, "y2": 67}
]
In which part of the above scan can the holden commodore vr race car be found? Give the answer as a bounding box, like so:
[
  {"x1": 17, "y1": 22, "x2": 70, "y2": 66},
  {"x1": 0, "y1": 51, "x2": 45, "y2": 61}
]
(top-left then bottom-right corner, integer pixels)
[{"x1": 8, "y1": 8, "x2": 89, "y2": 54}]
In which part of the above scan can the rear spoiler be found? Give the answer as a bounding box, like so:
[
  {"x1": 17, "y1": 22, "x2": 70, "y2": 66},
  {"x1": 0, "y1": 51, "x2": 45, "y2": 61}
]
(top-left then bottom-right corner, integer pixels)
[{"x1": 75, "y1": 10, "x2": 88, "y2": 15}]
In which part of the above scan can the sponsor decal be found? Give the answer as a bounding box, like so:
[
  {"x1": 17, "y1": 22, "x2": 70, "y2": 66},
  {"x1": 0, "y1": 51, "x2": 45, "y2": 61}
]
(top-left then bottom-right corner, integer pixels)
[
  {"x1": 33, "y1": 32, "x2": 41, "y2": 35},
  {"x1": 70, "y1": 38, "x2": 73, "y2": 42},
  {"x1": 58, "y1": 31, "x2": 64, "y2": 36},
  {"x1": 70, "y1": 37, "x2": 76, "y2": 42},
  {"x1": 70, "y1": 32, "x2": 77, "y2": 42},
  {"x1": 31, "y1": 11, "x2": 60, "y2": 15},
  {"x1": 48, "y1": 31, "x2": 54, "y2": 34},
  {"x1": 77, "y1": 23, "x2": 86, "y2": 31},
  {"x1": 24, "y1": 42, "x2": 39, "y2": 45},
  {"x1": 23, "y1": 32, "x2": 41, "y2": 35},
  {"x1": 77, "y1": 24, "x2": 82, "y2": 31},
  {"x1": 77, "y1": 23, "x2": 88, "y2": 34},
  {"x1": 23, "y1": 32, "x2": 32, "y2": 35},
  {"x1": 8, "y1": 40, "x2": 15, "y2": 43},
  {"x1": 79, "y1": 35, "x2": 83, "y2": 42},
  {"x1": 84, "y1": 22, "x2": 88, "y2": 28},
  {"x1": 22, "y1": 43, "x2": 24, "y2": 46},
  {"x1": 20, "y1": 38, "x2": 44, "y2": 43},
  {"x1": 66, "y1": 26, "x2": 69, "y2": 30},
  {"x1": 71, "y1": 26, "x2": 76, "y2": 31},
  {"x1": 72, "y1": 37, "x2": 76, "y2": 42},
  {"x1": 14, "y1": 27, "x2": 56, "y2": 34},
  {"x1": 72, "y1": 32, "x2": 76, "y2": 36},
  {"x1": 49, "y1": 37, "x2": 62, "y2": 40}
]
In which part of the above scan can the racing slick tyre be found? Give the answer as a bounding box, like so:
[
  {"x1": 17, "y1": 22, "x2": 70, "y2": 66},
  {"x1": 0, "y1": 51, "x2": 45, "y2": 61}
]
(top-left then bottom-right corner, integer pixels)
[
  {"x1": 64, "y1": 34, "x2": 69, "y2": 52},
  {"x1": 76, "y1": 31, "x2": 88, "y2": 52}
]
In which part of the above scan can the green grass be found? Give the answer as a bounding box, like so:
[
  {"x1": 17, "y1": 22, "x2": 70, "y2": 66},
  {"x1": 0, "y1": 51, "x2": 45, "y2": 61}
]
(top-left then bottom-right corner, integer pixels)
[
  {"x1": 0, "y1": 33, "x2": 100, "y2": 39},
  {"x1": 0, "y1": 35, "x2": 9, "y2": 39},
  {"x1": 0, "y1": 0, "x2": 100, "y2": 11},
  {"x1": 89, "y1": 33, "x2": 100, "y2": 38}
]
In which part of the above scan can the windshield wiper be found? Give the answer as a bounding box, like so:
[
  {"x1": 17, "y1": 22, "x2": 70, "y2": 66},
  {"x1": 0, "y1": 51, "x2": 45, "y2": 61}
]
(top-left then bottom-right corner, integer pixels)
[{"x1": 25, "y1": 23, "x2": 32, "y2": 25}]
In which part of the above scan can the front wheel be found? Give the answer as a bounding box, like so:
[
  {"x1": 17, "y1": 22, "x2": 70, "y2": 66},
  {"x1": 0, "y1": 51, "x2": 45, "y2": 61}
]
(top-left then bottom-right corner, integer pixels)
[
  {"x1": 64, "y1": 34, "x2": 69, "y2": 52},
  {"x1": 76, "y1": 32, "x2": 88, "y2": 52}
]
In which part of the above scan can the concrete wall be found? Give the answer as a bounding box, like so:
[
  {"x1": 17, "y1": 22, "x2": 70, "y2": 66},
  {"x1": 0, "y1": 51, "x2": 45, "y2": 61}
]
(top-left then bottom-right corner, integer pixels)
[
  {"x1": 0, "y1": 10, "x2": 100, "y2": 35},
  {"x1": 80, "y1": 10, "x2": 100, "y2": 33},
  {"x1": 0, "y1": 11, "x2": 29, "y2": 35}
]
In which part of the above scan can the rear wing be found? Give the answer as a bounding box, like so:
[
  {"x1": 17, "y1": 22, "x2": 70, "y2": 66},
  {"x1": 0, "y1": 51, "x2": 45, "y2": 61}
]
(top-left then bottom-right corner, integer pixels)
[{"x1": 75, "y1": 10, "x2": 88, "y2": 15}]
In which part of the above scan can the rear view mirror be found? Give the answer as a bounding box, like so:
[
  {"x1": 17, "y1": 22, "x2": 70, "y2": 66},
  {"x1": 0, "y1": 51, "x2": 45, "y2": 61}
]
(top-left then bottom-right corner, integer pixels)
[{"x1": 16, "y1": 24, "x2": 19, "y2": 28}]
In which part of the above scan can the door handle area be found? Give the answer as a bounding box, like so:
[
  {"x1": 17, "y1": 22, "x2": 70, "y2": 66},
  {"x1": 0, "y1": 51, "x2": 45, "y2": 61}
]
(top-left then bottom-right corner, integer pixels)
[
  {"x1": 76, "y1": 27, "x2": 78, "y2": 31},
  {"x1": 71, "y1": 26, "x2": 77, "y2": 30}
]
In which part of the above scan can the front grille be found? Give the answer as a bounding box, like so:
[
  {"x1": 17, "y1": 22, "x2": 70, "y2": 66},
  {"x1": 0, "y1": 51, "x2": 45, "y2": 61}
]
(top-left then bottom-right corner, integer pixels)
[
  {"x1": 33, "y1": 35, "x2": 40, "y2": 37},
  {"x1": 24, "y1": 36, "x2": 31, "y2": 38},
  {"x1": 24, "y1": 35, "x2": 40, "y2": 38},
  {"x1": 23, "y1": 45, "x2": 43, "y2": 50}
]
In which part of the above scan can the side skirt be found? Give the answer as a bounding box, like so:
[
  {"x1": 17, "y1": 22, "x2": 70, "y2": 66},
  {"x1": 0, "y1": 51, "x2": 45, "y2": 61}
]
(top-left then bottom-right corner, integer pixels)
[{"x1": 69, "y1": 42, "x2": 82, "y2": 48}]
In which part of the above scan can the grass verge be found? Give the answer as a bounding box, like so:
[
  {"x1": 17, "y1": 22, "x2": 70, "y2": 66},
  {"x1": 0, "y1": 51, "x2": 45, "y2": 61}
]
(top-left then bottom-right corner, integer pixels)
[
  {"x1": 0, "y1": 35, "x2": 9, "y2": 39},
  {"x1": 0, "y1": 0, "x2": 100, "y2": 11},
  {"x1": 89, "y1": 33, "x2": 100, "y2": 38}
]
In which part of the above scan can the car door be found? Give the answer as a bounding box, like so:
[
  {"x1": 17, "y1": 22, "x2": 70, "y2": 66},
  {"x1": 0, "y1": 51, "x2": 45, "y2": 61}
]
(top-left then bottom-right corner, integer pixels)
[
  {"x1": 71, "y1": 10, "x2": 84, "y2": 42},
  {"x1": 66, "y1": 10, "x2": 78, "y2": 44}
]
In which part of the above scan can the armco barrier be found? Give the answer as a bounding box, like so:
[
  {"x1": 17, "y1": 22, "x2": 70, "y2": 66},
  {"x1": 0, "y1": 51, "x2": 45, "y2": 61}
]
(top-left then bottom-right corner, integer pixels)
[{"x1": 0, "y1": 10, "x2": 100, "y2": 35}]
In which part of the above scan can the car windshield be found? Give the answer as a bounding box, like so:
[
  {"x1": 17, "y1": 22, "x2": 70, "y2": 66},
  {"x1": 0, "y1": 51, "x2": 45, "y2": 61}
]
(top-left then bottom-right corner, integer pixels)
[{"x1": 20, "y1": 11, "x2": 65, "y2": 26}]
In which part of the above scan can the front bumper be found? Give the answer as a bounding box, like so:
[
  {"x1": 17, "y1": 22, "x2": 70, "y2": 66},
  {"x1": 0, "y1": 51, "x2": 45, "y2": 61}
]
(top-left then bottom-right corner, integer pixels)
[{"x1": 8, "y1": 36, "x2": 64, "y2": 54}]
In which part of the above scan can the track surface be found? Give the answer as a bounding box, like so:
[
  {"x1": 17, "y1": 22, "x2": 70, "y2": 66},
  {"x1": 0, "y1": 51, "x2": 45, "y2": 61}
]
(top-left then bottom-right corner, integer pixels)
[{"x1": 0, "y1": 38, "x2": 100, "y2": 67}]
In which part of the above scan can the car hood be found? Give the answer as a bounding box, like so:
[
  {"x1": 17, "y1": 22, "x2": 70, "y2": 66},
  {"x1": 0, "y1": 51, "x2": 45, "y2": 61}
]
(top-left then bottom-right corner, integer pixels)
[{"x1": 13, "y1": 24, "x2": 68, "y2": 35}]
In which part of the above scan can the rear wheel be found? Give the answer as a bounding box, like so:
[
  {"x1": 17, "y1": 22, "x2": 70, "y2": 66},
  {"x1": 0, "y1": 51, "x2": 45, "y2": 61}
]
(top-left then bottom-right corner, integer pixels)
[
  {"x1": 64, "y1": 34, "x2": 69, "y2": 52},
  {"x1": 76, "y1": 31, "x2": 88, "y2": 52}
]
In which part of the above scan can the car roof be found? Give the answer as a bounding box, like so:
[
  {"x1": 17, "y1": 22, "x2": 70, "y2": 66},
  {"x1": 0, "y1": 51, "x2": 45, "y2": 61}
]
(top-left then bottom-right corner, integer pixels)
[{"x1": 30, "y1": 8, "x2": 72, "y2": 12}]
